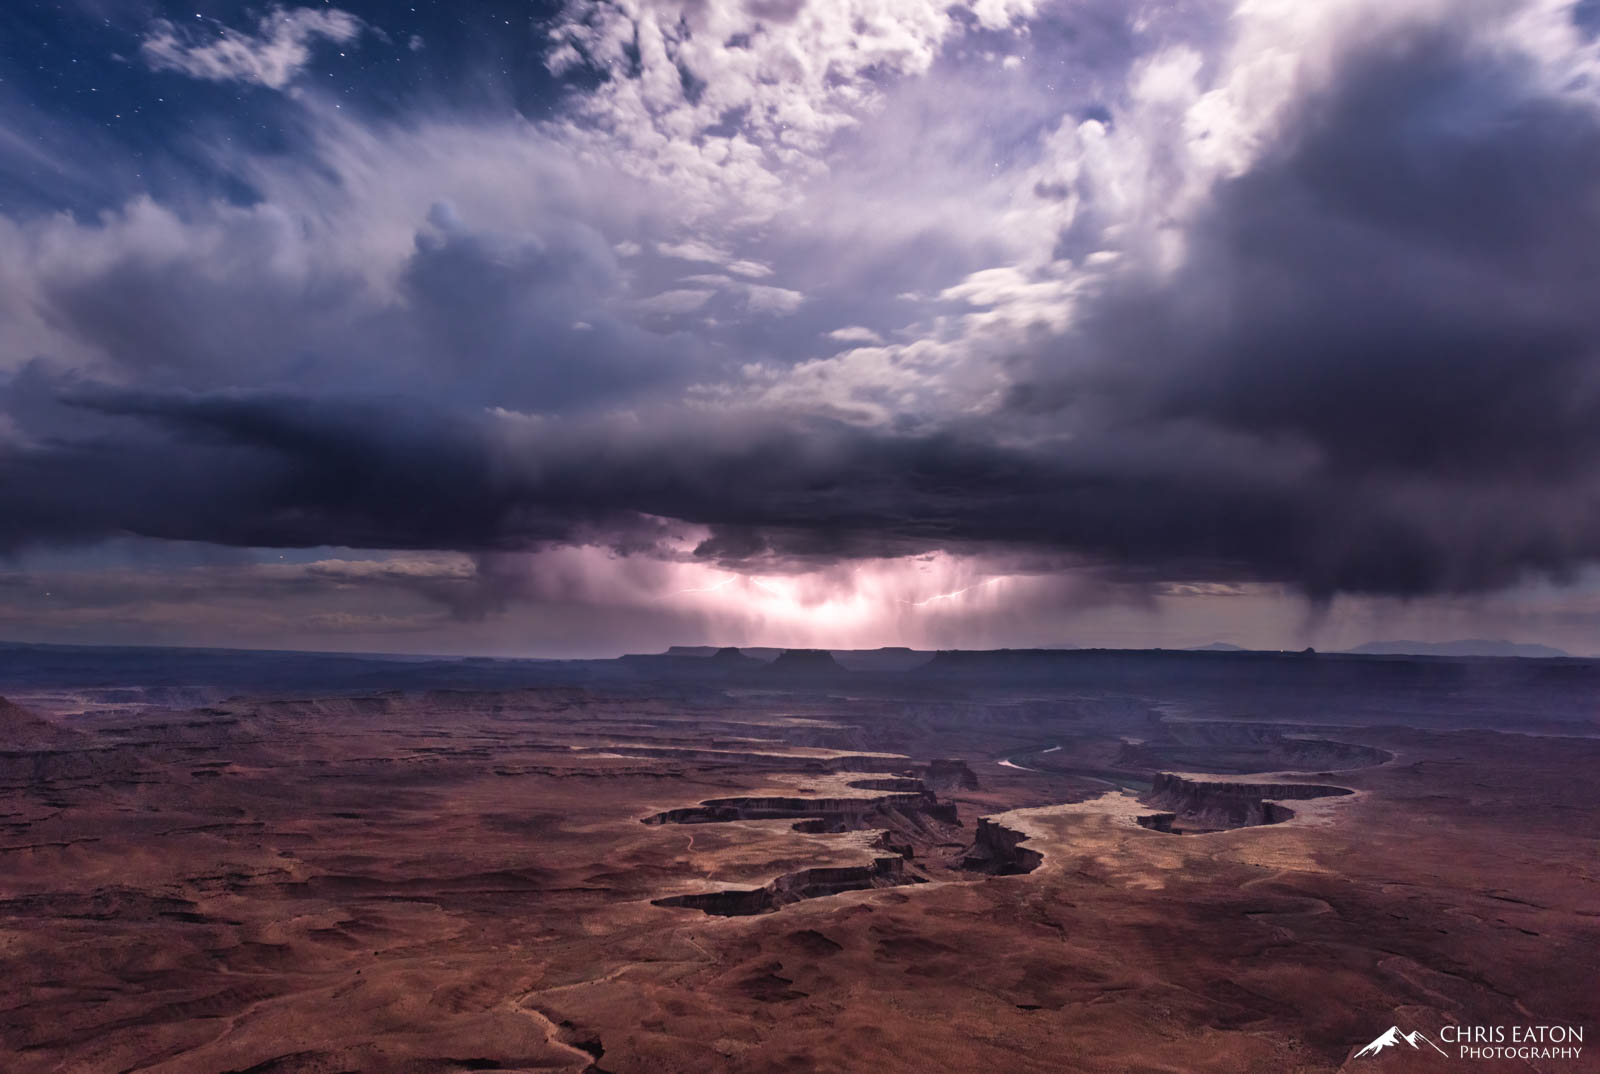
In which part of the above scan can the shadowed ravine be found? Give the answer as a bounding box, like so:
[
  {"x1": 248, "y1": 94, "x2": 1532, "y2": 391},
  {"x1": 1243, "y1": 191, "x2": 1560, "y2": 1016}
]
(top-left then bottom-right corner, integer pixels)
[
  {"x1": 643, "y1": 761, "x2": 1360, "y2": 914},
  {"x1": 641, "y1": 715, "x2": 1396, "y2": 915},
  {"x1": 1134, "y1": 773, "x2": 1355, "y2": 835},
  {"x1": 643, "y1": 762, "x2": 1043, "y2": 916}
]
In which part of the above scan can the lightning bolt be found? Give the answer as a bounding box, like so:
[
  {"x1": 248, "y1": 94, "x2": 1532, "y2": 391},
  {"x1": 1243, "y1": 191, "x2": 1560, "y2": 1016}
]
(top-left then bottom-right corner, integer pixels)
[
  {"x1": 900, "y1": 577, "x2": 1005, "y2": 606},
  {"x1": 674, "y1": 575, "x2": 740, "y2": 594},
  {"x1": 675, "y1": 575, "x2": 788, "y2": 599}
]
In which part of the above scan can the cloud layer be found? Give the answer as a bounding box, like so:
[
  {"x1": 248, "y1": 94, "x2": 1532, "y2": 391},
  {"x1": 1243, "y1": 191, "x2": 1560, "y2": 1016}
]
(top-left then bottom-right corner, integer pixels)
[{"x1": 6, "y1": 0, "x2": 1600, "y2": 651}]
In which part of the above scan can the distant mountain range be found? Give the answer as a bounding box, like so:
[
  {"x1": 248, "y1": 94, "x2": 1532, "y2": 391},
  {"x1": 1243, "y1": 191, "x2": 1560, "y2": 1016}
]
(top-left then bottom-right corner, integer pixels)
[
  {"x1": 1186, "y1": 639, "x2": 1573, "y2": 658},
  {"x1": 1343, "y1": 639, "x2": 1572, "y2": 659},
  {"x1": 662, "y1": 645, "x2": 934, "y2": 670},
  {"x1": 678, "y1": 640, "x2": 1578, "y2": 662},
  {"x1": 1, "y1": 639, "x2": 1581, "y2": 701}
]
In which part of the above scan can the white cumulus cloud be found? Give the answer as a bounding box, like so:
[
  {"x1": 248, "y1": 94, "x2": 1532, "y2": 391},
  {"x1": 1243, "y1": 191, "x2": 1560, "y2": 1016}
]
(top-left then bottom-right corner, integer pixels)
[{"x1": 141, "y1": 5, "x2": 365, "y2": 90}]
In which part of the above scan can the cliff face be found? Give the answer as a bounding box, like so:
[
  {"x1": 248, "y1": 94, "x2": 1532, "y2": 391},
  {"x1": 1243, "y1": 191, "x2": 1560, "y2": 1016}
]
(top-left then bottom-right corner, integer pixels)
[
  {"x1": 763, "y1": 649, "x2": 849, "y2": 677},
  {"x1": 1146, "y1": 772, "x2": 1355, "y2": 805},
  {"x1": 652, "y1": 856, "x2": 917, "y2": 916},
  {"x1": 711, "y1": 647, "x2": 766, "y2": 669},
  {"x1": 960, "y1": 818, "x2": 1042, "y2": 876},
  {"x1": 1137, "y1": 773, "x2": 1352, "y2": 834},
  {"x1": 643, "y1": 756, "x2": 1035, "y2": 915},
  {"x1": 653, "y1": 816, "x2": 1045, "y2": 916},
  {"x1": 643, "y1": 791, "x2": 941, "y2": 826},
  {"x1": 1143, "y1": 721, "x2": 1393, "y2": 775}
]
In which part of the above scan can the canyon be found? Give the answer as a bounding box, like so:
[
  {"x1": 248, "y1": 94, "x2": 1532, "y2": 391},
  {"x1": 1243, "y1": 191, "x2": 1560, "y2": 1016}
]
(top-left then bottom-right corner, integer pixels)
[{"x1": 0, "y1": 644, "x2": 1596, "y2": 1072}]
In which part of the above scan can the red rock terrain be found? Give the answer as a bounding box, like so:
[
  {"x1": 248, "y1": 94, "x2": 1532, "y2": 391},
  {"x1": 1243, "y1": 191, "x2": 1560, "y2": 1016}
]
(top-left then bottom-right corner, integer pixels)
[{"x1": 0, "y1": 650, "x2": 1596, "y2": 1073}]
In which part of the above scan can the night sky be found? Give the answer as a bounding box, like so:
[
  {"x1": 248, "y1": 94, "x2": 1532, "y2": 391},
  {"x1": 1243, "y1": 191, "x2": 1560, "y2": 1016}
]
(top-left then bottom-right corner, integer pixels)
[{"x1": 4, "y1": 0, "x2": 1600, "y2": 657}]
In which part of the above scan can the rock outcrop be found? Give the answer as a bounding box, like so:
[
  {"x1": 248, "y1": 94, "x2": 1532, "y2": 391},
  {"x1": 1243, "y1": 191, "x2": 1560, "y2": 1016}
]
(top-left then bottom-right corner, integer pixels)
[
  {"x1": 959, "y1": 818, "x2": 1042, "y2": 876},
  {"x1": 1136, "y1": 773, "x2": 1352, "y2": 834},
  {"x1": 762, "y1": 649, "x2": 850, "y2": 679},
  {"x1": 643, "y1": 790, "x2": 953, "y2": 827},
  {"x1": 653, "y1": 856, "x2": 919, "y2": 916}
]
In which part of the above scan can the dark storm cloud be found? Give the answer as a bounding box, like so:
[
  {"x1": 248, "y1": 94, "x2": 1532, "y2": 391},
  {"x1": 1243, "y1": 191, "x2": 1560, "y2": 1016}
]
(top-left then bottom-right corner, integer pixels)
[
  {"x1": 1062, "y1": 29, "x2": 1600, "y2": 478},
  {"x1": 0, "y1": 381, "x2": 619, "y2": 551},
  {"x1": 1006, "y1": 22, "x2": 1600, "y2": 593},
  {"x1": 0, "y1": 369, "x2": 1233, "y2": 553},
  {"x1": 14, "y1": 191, "x2": 710, "y2": 411},
  {"x1": 6, "y1": 2, "x2": 1600, "y2": 603},
  {"x1": 6, "y1": 367, "x2": 1559, "y2": 600}
]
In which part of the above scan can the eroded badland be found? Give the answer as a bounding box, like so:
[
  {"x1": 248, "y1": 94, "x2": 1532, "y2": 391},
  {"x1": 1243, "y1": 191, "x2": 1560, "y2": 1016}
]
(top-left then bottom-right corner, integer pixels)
[{"x1": 1, "y1": 645, "x2": 1596, "y2": 1073}]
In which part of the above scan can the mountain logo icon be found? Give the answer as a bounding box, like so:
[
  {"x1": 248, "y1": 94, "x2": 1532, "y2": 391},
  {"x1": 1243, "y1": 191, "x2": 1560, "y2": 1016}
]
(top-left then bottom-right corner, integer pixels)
[{"x1": 1354, "y1": 1026, "x2": 1450, "y2": 1058}]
